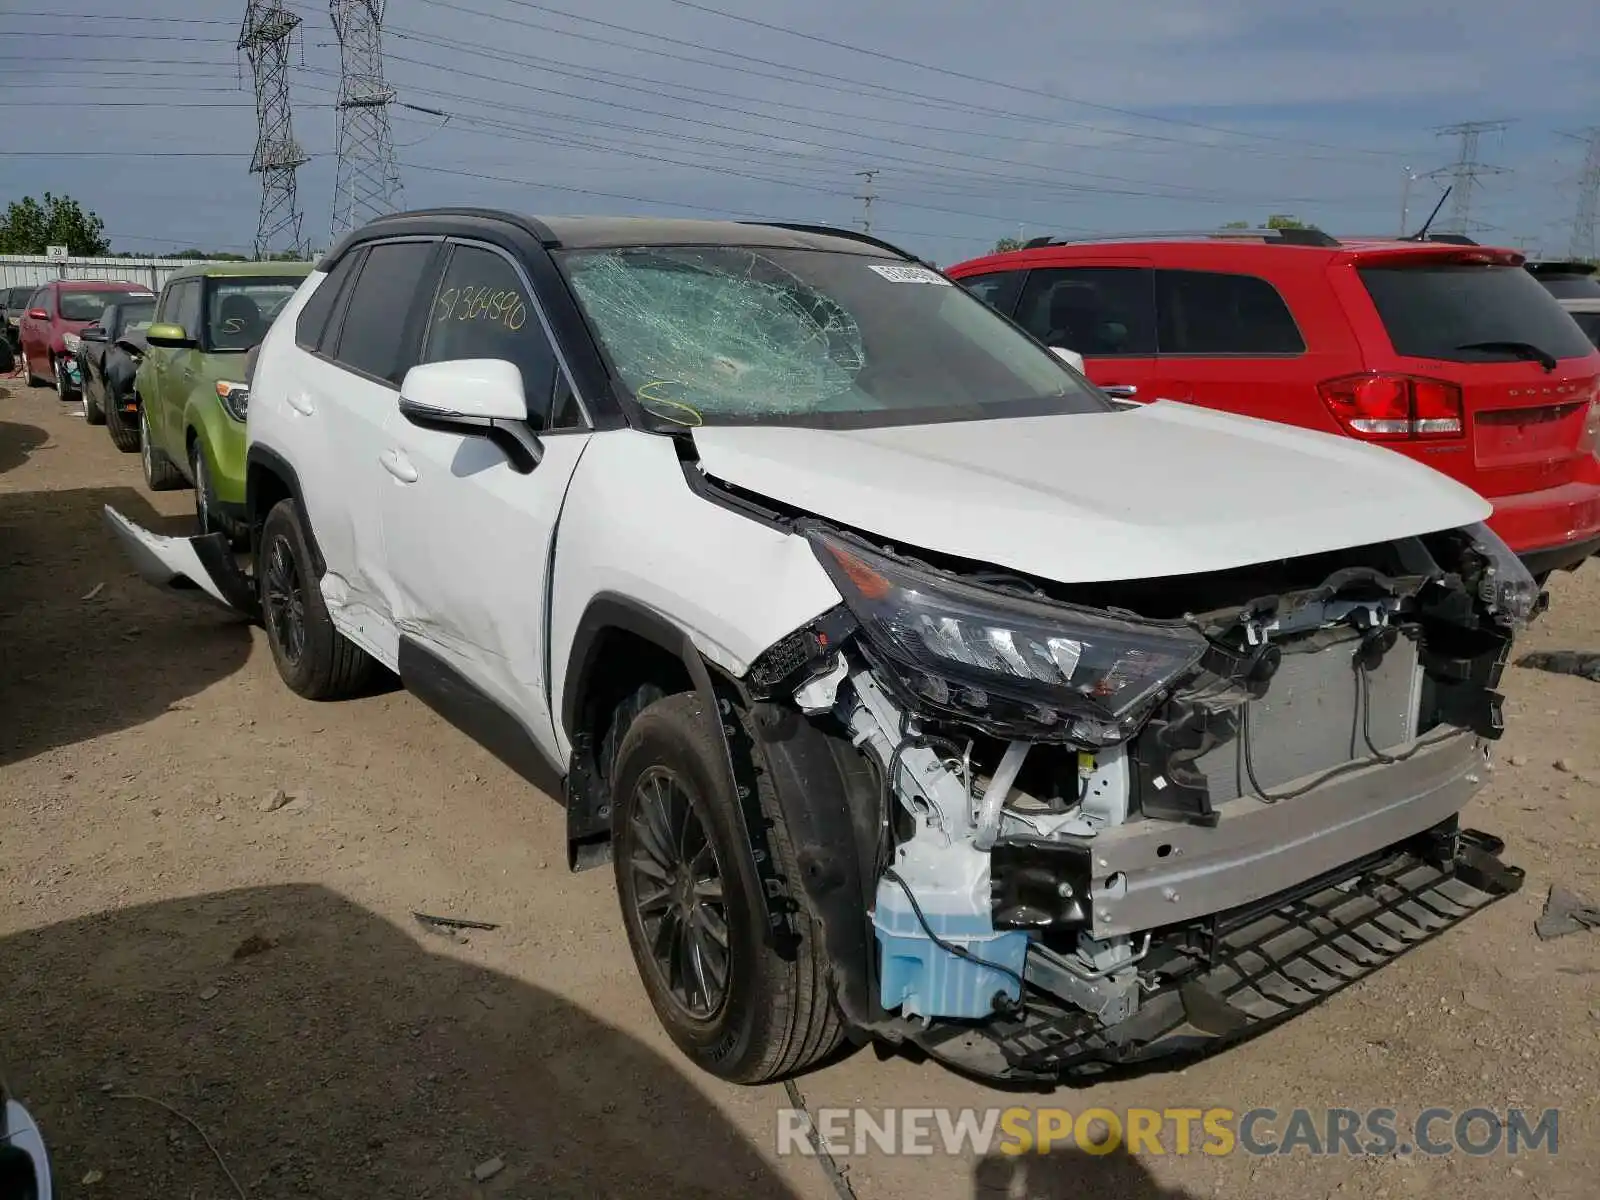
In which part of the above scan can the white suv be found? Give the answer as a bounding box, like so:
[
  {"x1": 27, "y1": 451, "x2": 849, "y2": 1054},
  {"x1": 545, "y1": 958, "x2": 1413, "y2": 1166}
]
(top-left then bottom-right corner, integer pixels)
[{"x1": 108, "y1": 210, "x2": 1537, "y2": 1086}]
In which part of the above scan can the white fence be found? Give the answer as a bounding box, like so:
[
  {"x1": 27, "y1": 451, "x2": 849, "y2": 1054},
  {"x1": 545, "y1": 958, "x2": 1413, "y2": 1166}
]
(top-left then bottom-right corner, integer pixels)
[{"x1": 0, "y1": 254, "x2": 244, "y2": 293}]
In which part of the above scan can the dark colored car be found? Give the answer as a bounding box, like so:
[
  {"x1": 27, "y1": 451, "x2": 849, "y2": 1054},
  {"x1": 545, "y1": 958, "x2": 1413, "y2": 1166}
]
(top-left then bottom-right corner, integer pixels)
[
  {"x1": 1526, "y1": 260, "x2": 1600, "y2": 349},
  {"x1": 949, "y1": 231, "x2": 1600, "y2": 579},
  {"x1": 17, "y1": 280, "x2": 156, "y2": 400},
  {"x1": 3, "y1": 286, "x2": 35, "y2": 354},
  {"x1": 75, "y1": 297, "x2": 156, "y2": 437}
]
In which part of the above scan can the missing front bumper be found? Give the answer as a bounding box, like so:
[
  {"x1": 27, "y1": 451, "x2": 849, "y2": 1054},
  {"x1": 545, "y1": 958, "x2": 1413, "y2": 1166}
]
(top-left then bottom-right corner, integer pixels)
[{"x1": 909, "y1": 826, "x2": 1522, "y2": 1084}]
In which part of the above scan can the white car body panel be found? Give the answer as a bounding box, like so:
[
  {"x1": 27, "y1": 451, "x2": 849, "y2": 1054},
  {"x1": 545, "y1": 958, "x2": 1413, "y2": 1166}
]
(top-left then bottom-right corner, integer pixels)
[
  {"x1": 547, "y1": 429, "x2": 843, "y2": 762},
  {"x1": 691, "y1": 400, "x2": 1493, "y2": 584}
]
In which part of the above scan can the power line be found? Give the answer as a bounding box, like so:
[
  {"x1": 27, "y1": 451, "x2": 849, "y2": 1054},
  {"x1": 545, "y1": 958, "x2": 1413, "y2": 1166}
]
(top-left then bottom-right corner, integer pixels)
[
  {"x1": 660, "y1": 0, "x2": 1407, "y2": 159},
  {"x1": 1426, "y1": 120, "x2": 1512, "y2": 234}
]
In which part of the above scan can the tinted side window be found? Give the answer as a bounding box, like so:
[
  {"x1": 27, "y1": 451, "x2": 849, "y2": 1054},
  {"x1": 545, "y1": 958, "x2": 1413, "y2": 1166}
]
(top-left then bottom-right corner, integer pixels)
[
  {"x1": 332, "y1": 240, "x2": 435, "y2": 384},
  {"x1": 160, "y1": 281, "x2": 202, "y2": 336},
  {"x1": 1015, "y1": 267, "x2": 1156, "y2": 356},
  {"x1": 420, "y1": 244, "x2": 572, "y2": 428},
  {"x1": 296, "y1": 253, "x2": 360, "y2": 350},
  {"x1": 1155, "y1": 270, "x2": 1304, "y2": 355},
  {"x1": 958, "y1": 271, "x2": 1025, "y2": 317}
]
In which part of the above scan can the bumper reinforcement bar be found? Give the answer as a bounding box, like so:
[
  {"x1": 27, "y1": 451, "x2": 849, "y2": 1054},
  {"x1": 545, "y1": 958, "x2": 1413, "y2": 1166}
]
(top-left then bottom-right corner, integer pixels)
[{"x1": 909, "y1": 826, "x2": 1522, "y2": 1084}]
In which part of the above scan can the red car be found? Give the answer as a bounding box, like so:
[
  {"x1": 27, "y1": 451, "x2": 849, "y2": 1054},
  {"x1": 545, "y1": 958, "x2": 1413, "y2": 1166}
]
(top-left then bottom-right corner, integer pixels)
[
  {"x1": 17, "y1": 279, "x2": 156, "y2": 401},
  {"x1": 948, "y1": 231, "x2": 1600, "y2": 578}
]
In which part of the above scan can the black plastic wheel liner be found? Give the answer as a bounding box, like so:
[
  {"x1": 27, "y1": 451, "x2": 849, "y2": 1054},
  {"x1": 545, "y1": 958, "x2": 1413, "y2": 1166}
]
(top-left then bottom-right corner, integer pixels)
[{"x1": 906, "y1": 827, "x2": 1523, "y2": 1086}]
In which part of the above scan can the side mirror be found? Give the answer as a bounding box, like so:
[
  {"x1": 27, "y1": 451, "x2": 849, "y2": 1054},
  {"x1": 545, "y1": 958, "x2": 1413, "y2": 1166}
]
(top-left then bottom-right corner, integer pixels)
[
  {"x1": 145, "y1": 322, "x2": 196, "y2": 348},
  {"x1": 26, "y1": 308, "x2": 48, "y2": 321},
  {"x1": 398, "y1": 359, "x2": 542, "y2": 472},
  {"x1": 81, "y1": 325, "x2": 108, "y2": 342},
  {"x1": 1050, "y1": 345, "x2": 1085, "y2": 372}
]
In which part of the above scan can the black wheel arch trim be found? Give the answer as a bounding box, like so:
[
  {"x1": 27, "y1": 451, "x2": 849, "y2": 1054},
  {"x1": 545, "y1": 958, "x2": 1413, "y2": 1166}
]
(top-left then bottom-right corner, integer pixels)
[
  {"x1": 564, "y1": 592, "x2": 881, "y2": 1030},
  {"x1": 246, "y1": 444, "x2": 325, "y2": 577}
]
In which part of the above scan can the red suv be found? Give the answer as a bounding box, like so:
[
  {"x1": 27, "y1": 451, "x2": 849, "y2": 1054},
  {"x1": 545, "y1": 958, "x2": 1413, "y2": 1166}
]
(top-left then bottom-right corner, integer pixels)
[
  {"x1": 17, "y1": 279, "x2": 156, "y2": 401},
  {"x1": 948, "y1": 231, "x2": 1600, "y2": 578}
]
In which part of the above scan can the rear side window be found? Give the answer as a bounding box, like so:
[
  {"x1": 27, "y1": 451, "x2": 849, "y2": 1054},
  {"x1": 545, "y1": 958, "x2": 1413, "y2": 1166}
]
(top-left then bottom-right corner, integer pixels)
[
  {"x1": 1155, "y1": 269, "x2": 1304, "y2": 355},
  {"x1": 1359, "y1": 263, "x2": 1596, "y2": 363},
  {"x1": 1015, "y1": 267, "x2": 1156, "y2": 356},
  {"x1": 331, "y1": 240, "x2": 435, "y2": 384},
  {"x1": 958, "y1": 271, "x2": 1025, "y2": 317},
  {"x1": 296, "y1": 253, "x2": 360, "y2": 350}
]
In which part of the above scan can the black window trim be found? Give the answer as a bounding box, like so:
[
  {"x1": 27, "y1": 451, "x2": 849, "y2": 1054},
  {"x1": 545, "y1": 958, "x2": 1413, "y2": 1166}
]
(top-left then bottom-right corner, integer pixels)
[
  {"x1": 955, "y1": 268, "x2": 1029, "y2": 320},
  {"x1": 429, "y1": 236, "x2": 593, "y2": 433},
  {"x1": 1154, "y1": 267, "x2": 1307, "y2": 359},
  {"x1": 314, "y1": 236, "x2": 443, "y2": 390}
]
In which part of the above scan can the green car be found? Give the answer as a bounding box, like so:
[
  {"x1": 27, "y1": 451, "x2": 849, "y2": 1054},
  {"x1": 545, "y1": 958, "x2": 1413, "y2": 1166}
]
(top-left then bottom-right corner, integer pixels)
[{"x1": 137, "y1": 261, "x2": 313, "y2": 536}]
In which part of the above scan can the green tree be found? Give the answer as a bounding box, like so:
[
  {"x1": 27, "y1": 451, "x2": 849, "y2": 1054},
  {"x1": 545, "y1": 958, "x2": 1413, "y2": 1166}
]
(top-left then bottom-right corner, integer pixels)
[
  {"x1": 0, "y1": 192, "x2": 110, "y2": 256},
  {"x1": 1221, "y1": 214, "x2": 1310, "y2": 231},
  {"x1": 992, "y1": 236, "x2": 1025, "y2": 253}
]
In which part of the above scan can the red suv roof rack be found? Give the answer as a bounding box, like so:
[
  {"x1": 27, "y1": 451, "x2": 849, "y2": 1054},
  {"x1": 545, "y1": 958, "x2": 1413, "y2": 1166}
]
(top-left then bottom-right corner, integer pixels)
[{"x1": 1021, "y1": 227, "x2": 1341, "y2": 250}]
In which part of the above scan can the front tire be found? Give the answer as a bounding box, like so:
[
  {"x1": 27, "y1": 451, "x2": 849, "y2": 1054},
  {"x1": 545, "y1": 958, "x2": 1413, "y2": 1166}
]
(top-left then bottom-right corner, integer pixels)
[
  {"x1": 105, "y1": 396, "x2": 140, "y2": 452},
  {"x1": 191, "y1": 440, "x2": 222, "y2": 537},
  {"x1": 82, "y1": 375, "x2": 105, "y2": 424},
  {"x1": 54, "y1": 356, "x2": 78, "y2": 401},
  {"x1": 612, "y1": 693, "x2": 843, "y2": 1083},
  {"x1": 259, "y1": 498, "x2": 378, "y2": 700},
  {"x1": 139, "y1": 406, "x2": 184, "y2": 491}
]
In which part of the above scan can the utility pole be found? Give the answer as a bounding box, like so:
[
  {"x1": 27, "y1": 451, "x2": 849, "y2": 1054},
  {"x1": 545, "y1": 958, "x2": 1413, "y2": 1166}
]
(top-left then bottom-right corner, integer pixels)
[
  {"x1": 330, "y1": 0, "x2": 402, "y2": 242},
  {"x1": 854, "y1": 169, "x2": 877, "y2": 235},
  {"x1": 1560, "y1": 126, "x2": 1600, "y2": 261},
  {"x1": 1426, "y1": 121, "x2": 1512, "y2": 235},
  {"x1": 1398, "y1": 165, "x2": 1417, "y2": 237},
  {"x1": 238, "y1": 1, "x2": 308, "y2": 260}
]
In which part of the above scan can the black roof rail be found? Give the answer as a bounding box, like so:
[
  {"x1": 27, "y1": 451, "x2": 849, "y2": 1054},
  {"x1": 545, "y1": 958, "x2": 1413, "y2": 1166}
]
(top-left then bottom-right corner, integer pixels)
[
  {"x1": 1421, "y1": 233, "x2": 1479, "y2": 245},
  {"x1": 743, "y1": 221, "x2": 923, "y2": 262},
  {"x1": 1012, "y1": 227, "x2": 1340, "y2": 250}
]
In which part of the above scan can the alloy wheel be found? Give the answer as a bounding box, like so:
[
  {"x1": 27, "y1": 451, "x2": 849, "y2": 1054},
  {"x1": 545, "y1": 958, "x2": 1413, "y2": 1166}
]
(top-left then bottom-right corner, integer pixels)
[
  {"x1": 192, "y1": 446, "x2": 211, "y2": 534},
  {"x1": 627, "y1": 765, "x2": 731, "y2": 1019},
  {"x1": 263, "y1": 533, "x2": 307, "y2": 667}
]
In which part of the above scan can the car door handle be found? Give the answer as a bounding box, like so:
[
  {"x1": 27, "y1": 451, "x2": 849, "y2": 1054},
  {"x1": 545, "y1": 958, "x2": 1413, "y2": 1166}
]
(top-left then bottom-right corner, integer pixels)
[
  {"x1": 285, "y1": 390, "x2": 315, "y2": 416},
  {"x1": 1101, "y1": 384, "x2": 1138, "y2": 399},
  {"x1": 380, "y1": 448, "x2": 419, "y2": 483}
]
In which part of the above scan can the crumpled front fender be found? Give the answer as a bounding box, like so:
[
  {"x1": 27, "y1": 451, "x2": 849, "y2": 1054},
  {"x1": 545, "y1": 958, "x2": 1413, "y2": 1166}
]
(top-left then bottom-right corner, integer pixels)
[{"x1": 102, "y1": 506, "x2": 258, "y2": 619}]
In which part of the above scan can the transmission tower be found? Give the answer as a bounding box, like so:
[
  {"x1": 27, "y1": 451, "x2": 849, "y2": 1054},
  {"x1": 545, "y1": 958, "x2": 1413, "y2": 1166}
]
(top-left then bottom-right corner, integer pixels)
[
  {"x1": 330, "y1": 0, "x2": 402, "y2": 242},
  {"x1": 1560, "y1": 127, "x2": 1600, "y2": 261},
  {"x1": 1426, "y1": 120, "x2": 1512, "y2": 234},
  {"x1": 238, "y1": 1, "x2": 308, "y2": 260}
]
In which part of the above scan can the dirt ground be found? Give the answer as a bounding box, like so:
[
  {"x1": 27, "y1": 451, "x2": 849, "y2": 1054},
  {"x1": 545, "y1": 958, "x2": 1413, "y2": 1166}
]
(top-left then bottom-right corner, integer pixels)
[{"x1": 2, "y1": 377, "x2": 1597, "y2": 1200}]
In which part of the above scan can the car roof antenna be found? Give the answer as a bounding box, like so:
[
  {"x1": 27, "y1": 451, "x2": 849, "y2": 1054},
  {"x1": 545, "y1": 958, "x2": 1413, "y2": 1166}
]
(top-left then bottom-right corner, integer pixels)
[{"x1": 1407, "y1": 186, "x2": 1452, "y2": 241}]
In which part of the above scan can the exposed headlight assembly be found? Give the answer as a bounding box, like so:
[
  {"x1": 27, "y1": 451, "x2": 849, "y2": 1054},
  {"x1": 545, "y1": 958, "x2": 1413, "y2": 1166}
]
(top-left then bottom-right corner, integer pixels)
[
  {"x1": 1462, "y1": 522, "x2": 1543, "y2": 629},
  {"x1": 216, "y1": 380, "x2": 249, "y2": 422},
  {"x1": 61, "y1": 332, "x2": 81, "y2": 353},
  {"x1": 806, "y1": 529, "x2": 1207, "y2": 744}
]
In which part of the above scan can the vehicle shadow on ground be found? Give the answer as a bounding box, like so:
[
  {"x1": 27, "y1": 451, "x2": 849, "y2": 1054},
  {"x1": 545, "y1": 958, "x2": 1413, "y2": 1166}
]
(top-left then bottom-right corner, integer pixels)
[
  {"x1": 0, "y1": 419, "x2": 49, "y2": 476},
  {"x1": 973, "y1": 1150, "x2": 1204, "y2": 1198},
  {"x1": 0, "y1": 885, "x2": 799, "y2": 1199},
  {"x1": 0, "y1": 482, "x2": 251, "y2": 768}
]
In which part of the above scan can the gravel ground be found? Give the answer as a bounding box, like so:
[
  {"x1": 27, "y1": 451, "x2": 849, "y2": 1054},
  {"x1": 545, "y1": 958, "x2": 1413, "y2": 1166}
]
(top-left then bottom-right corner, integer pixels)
[{"x1": 2, "y1": 378, "x2": 1596, "y2": 1200}]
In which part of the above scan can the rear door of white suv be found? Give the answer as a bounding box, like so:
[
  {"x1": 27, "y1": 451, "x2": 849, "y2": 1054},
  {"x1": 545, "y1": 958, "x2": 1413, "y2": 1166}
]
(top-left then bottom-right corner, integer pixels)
[{"x1": 276, "y1": 236, "x2": 442, "y2": 663}]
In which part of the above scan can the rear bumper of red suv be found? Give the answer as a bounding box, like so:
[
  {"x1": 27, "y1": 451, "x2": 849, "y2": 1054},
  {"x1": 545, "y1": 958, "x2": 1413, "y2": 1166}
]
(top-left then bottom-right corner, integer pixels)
[{"x1": 1486, "y1": 478, "x2": 1600, "y2": 574}]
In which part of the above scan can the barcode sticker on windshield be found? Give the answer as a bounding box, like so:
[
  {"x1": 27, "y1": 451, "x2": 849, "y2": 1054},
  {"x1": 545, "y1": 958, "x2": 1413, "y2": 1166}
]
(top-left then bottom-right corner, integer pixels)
[{"x1": 867, "y1": 263, "x2": 951, "y2": 286}]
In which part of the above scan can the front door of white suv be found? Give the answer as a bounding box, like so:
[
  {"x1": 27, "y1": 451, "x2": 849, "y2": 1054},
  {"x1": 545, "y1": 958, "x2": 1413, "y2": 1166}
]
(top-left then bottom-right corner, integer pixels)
[{"x1": 378, "y1": 241, "x2": 592, "y2": 760}]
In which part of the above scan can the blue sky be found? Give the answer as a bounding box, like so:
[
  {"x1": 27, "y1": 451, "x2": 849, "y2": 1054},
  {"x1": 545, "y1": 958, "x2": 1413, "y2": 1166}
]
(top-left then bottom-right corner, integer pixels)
[{"x1": 1, "y1": 0, "x2": 1596, "y2": 264}]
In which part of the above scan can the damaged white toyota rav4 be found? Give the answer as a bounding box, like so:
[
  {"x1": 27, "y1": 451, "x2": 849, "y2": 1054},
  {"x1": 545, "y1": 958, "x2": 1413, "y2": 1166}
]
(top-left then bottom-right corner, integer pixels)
[{"x1": 107, "y1": 210, "x2": 1539, "y2": 1085}]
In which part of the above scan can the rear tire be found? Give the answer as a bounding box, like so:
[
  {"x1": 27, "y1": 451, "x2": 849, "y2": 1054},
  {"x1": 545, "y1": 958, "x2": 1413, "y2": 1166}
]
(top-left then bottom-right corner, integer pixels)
[
  {"x1": 612, "y1": 693, "x2": 844, "y2": 1083},
  {"x1": 259, "y1": 498, "x2": 379, "y2": 700},
  {"x1": 105, "y1": 396, "x2": 140, "y2": 452},
  {"x1": 139, "y1": 406, "x2": 185, "y2": 491},
  {"x1": 25, "y1": 355, "x2": 47, "y2": 387}
]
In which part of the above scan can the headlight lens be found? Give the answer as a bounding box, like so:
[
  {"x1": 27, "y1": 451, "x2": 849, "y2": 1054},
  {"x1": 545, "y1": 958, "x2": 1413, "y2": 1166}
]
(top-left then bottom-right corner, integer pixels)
[
  {"x1": 806, "y1": 529, "x2": 1206, "y2": 741},
  {"x1": 1464, "y1": 522, "x2": 1542, "y2": 629},
  {"x1": 62, "y1": 332, "x2": 81, "y2": 352},
  {"x1": 216, "y1": 380, "x2": 249, "y2": 422}
]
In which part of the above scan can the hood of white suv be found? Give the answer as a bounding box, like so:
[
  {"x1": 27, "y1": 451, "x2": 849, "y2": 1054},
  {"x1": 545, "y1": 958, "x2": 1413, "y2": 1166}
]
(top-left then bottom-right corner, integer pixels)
[{"x1": 691, "y1": 400, "x2": 1492, "y2": 583}]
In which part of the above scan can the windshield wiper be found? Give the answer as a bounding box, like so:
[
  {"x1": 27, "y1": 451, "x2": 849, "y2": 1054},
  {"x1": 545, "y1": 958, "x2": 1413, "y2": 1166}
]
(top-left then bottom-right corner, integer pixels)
[{"x1": 1454, "y1": 340, "x2": 1558, "y2": 371}]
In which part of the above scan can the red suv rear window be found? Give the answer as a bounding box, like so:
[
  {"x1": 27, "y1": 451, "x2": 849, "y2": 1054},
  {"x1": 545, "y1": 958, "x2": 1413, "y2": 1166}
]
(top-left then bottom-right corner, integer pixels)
[{"x1": 1357, "y1": 263, "x2": 1594, "y2": 364}]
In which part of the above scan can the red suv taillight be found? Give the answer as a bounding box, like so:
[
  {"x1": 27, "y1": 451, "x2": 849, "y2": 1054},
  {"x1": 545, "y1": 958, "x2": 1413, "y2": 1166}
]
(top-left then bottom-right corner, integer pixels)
[{"x1": 1318, "y1": 373, "x2": 1464, "y2": 441}]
